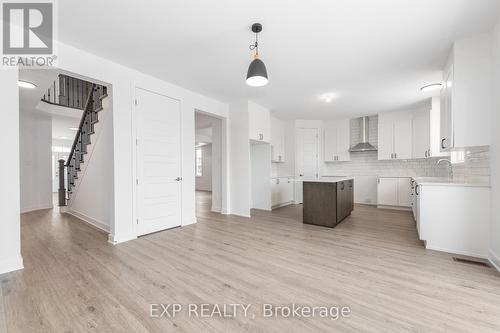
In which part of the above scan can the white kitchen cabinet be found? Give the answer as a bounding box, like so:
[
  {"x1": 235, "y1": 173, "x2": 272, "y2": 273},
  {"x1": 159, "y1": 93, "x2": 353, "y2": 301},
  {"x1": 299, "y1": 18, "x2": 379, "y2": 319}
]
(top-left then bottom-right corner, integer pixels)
[
  {"x1": 378, "y1": 111, "x2": 412, "y2": 160},
  {"x1": 324, "y1": 119, "x2": 350, "y2": 162},
  {"x1": 248, "y1": 101, "x2": 270, "y2": 143},
  {"x1": 270, "y1": 117, "x2": 285, "y2": 162},
  {"x1": 415, "y1": 181, "x2": 490, "y2": 257},
  {"x1": 271, "y1": 177, "x2": 294, "y2": 208},
  {"x1": 397, "y1": 178, "x2": 411, "y2": 207},
  {"x1": 377, "y1": 177, "x2": 411, "y2": 208},
  {"x1": 412, "y1": 109, "x2": 431, "y2": 159},
  {"x1": 440, "y1": 33, "x2": 492, "y2": 150},
  {"x1": 377, "y1": 178, "x2": 399, "y2": 206}
]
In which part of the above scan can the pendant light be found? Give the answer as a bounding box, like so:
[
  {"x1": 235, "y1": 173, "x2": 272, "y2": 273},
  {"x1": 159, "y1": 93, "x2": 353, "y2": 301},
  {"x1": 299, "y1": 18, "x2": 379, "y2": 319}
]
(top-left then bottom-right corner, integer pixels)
[{"x1": 246, "y1": 23, "x2": 268, "y2": 87}]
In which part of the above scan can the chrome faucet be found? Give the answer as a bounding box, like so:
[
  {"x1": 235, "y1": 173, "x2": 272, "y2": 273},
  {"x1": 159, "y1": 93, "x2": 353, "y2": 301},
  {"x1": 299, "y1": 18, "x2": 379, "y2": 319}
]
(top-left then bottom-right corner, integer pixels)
[{"x1": 436, "y1": 158, "x2": 453, "y2": 180}]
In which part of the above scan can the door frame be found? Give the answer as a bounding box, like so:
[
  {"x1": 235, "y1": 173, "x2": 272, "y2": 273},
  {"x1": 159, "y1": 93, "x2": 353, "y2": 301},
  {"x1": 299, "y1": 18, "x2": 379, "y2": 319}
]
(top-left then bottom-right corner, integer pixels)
[{"x1": 131, "y1": 86, "x2": 183, "y2": 237}]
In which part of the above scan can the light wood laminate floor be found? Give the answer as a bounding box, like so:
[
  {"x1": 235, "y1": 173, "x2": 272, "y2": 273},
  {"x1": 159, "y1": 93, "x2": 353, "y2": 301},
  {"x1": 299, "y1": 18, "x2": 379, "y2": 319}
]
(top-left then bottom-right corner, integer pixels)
[{"x1": 1, "y1": 192, "x2": 499, "y2": 332}]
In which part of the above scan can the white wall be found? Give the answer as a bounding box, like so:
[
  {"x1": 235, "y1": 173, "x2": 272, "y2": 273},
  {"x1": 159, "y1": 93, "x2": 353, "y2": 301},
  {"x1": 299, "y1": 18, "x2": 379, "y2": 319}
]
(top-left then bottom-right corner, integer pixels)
[
  {"x1": 53, "y1": 41, "x2": 230, "y2": 243},
  {"x1": 67, "y1": 95, "x2": 114, "y2": 232},
  {"x1": 251, "y1": 143, "x2": 272, "y2": 210},
  {"x1": 19, "y1": 111, "x2": 53, "y2": 213},
  {"x1": 228, "y1": 101, "x2": 251, "y2": 217},
  {"x1": 489, "y1": 22, "x2": 500, "y2": 271},
  {"x1": 0, "y1": 69, "x2": 23, "y2": 274},
  {"x1": 195, "y1": 144, "x2": 212, "y2": 192}
]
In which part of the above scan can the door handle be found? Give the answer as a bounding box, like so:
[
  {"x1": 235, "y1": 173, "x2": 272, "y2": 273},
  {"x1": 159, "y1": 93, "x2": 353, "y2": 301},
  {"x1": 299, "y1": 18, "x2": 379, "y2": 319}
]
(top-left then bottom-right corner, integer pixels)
[{"x1": 175, "y1": 177, "x2": 182, "y2": 181}]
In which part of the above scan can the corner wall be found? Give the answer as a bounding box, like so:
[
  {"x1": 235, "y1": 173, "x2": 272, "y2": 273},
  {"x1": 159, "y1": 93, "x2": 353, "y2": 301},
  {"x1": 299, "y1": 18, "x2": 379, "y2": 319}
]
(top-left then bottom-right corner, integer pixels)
[
  {"x1": 19, "y1": 111, "x2": 53, "y2": 213},
  {"x1": 0, "y1": 69, "x2": 23, "y2": 275},
  {"x1": 489, "y1": 22, "x2": 500, "y2": 270}
]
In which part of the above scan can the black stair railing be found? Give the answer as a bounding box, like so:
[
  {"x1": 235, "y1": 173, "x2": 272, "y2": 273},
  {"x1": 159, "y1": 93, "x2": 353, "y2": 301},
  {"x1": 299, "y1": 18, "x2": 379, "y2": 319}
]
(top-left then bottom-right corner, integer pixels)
[
  {"x1": 56, "y1": 76, "x2": 108, "y2": 206},
  {"x1": 42, "y1": 74, "x2": 95, "y2": 110}
]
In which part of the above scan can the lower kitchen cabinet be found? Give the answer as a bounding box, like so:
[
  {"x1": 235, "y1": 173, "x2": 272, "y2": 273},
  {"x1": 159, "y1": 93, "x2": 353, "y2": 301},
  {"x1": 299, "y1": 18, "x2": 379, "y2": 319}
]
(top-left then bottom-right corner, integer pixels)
[
  {"x1": 271, "y1": 177, "x2": 294, "y2": 208},
  {"x1": 414, "y1": 182, "x2": 490, "y2": 257},
  {"x1": 337, "y1": 180, "x2": 354, "y2": 222},
  {"x1": 377, "y1": 177, "x2": 411, "y2": 208}
]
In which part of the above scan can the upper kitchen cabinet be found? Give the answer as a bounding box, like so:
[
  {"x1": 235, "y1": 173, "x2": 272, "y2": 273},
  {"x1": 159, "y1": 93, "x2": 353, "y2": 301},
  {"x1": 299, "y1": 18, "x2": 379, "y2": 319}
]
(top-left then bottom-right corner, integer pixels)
[
  {"x1": 270, "y1": 116, "x2": 285, "y2": 162},
  {"x1": 440, "y1": 33, "x2": 492, "y2": 150},
  {"x1": 324, "y1": 119, "x2": 350, "y2": 162},
  {"x1": 378, "y1": 111, "x2": 412, "y2": 160},
  {"x1": 248, "y1": 101, "x2": 271, "y2": 143},
  {"x1": 412, "y1": 108, "x2": 430, "y2": 159}
]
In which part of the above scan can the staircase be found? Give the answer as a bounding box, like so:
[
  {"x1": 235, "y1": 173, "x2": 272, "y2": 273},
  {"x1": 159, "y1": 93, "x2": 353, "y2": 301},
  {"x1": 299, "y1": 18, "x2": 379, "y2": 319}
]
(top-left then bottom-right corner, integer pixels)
[{"x1": 42, "y1": 74, "x2": 108, "y2": 205}]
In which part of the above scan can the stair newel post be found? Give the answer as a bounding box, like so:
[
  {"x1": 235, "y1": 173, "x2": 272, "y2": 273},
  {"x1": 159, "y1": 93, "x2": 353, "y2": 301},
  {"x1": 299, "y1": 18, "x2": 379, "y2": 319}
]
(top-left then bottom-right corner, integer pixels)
[{"x1": 58, "y1": 159, "x2": 66, "y2": 206}]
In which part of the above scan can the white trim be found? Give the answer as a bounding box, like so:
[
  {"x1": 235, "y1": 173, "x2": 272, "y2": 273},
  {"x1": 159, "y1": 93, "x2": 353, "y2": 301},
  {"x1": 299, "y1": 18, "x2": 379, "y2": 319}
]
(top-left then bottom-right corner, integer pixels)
[
  {"x1": 211, "y1": 205, "x2": 221, "y2": 213},
  {"x1": 108, "y1": 233, "x2": 137, "y2": 245},
  {"x1": 66, "y1": 209, "x2": 110, "y2": 233},
  {"x1": 183, "y1": 218, "x2": 197, "y2": 226},
  {"x1": 377, "y1": 205, "x2": 412, "y2": 211},
  {"x1": 271, "y1": 201, "x2": 293, "y2": 210},
  {"x1": 20, "y1": 204, "x2": 53, "y2": 214},
  {"x1": 488, "y1": 250, "x2": 500, "y2": 272},
  {"x1": 425, "y1": 243, "x2": 487, "y2": 259},
  {"x1": 0, "y1": 256, "x2": 24, "y2": 275},
  {"x1": 221, "y1": 208, "x2": 230, "y2": 215}
]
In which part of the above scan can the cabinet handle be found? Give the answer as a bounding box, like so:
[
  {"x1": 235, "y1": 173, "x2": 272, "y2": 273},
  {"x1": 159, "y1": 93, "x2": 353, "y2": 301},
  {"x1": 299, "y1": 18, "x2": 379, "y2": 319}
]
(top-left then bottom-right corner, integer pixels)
[
  {"x1": 391, "y1": 153, "x2": 394, "y2": 159},
  {"x1": 395, "y1": 153, "x2": 397, "y2": 159},
  {"x1": 415, "y1": 185, "x2": 420, "y2": 195},
  {"x1": 428, "y1": 149, "x2": 431, "y2": 157},
  {"x1": 425, "y1": 150, "x2": 428, "y2": 158},
  {"x1": 441, "y1": 138, "x2": 446, "y2": 149},
  {"x1": 277, "y1": 178, "x2": 280, "y2": 184}
]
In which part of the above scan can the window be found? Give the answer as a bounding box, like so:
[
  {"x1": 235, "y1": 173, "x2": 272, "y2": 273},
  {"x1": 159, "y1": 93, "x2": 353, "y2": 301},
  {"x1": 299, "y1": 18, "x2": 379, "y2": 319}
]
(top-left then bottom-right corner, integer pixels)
[{"x1": 196, "y1": 148, "x2": 202, "y2": 176}]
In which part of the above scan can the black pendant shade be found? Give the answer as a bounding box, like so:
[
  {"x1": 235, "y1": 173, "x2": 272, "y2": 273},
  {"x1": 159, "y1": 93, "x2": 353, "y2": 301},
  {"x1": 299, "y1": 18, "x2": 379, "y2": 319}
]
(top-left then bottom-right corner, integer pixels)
[
  {"x1": 246, "y1": 57, "x2": 268, "y2": 87},
  {"x1": 246, "y1": 23, "x2": 268, "y2": 87}
]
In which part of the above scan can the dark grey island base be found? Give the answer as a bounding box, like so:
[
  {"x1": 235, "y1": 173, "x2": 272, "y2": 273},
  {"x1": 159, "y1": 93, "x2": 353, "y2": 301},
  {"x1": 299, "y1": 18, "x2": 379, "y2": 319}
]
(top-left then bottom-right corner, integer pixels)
[{"x1": 302, "y1": 177, "x2": 354, "y2": 228}]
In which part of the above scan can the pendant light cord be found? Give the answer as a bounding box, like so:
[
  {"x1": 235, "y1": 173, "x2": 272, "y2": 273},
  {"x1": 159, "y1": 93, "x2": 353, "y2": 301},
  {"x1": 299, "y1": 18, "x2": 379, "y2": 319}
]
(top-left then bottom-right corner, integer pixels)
[{"x1": 249, "y1": 32, "x2": 259, "y2": 57}]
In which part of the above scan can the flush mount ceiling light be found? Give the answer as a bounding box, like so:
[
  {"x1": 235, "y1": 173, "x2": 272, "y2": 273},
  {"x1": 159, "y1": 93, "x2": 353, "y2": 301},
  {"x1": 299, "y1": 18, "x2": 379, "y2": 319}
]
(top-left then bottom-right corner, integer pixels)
[
  {"x1": 319, "y1": 92, "x2": 338, "y2": 103},
  {"x1": 420, "y1": 83, "x2": 442, "y2": 92},
  {"x1": 18, "y1": 80, "x2": 37, "y2": 89},
  {"x1": 246, "y1": 23, "x2": 268, "y2": 87}
]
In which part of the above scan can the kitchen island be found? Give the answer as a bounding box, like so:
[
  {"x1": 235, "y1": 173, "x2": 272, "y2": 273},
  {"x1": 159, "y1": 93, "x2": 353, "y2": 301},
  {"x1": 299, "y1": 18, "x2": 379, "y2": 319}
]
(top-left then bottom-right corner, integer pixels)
[{"x1": 302, "y1": 177, "x2": 354, "y2": 228}]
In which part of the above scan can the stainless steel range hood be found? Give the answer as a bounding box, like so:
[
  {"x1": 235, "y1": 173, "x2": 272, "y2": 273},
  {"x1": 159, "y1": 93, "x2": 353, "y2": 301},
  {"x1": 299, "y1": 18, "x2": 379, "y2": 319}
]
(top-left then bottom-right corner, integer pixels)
[{"x1": 349, "y1": 116, "x2": 377, "y2": 152}]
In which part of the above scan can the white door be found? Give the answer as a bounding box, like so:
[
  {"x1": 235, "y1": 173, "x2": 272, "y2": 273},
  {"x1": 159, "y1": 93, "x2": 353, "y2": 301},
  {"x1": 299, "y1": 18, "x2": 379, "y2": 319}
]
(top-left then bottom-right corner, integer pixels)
[
  {"x1": 296, "y1": 128, "x2": 318, "y2": 203},
  {"x1": 377, "y1": 178, "x2": 398, "y2": 206},
  {"x1": 136, "y1": 88, "x2": 182, "y2": 236},
  {"x1": 393, "y1": 114, "x2": 413, "y2": 160}
]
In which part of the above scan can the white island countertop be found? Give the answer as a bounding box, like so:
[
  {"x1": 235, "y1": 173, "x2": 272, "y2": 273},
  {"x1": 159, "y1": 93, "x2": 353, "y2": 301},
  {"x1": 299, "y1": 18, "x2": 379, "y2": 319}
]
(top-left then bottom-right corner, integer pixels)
[{"x1": 299, "y1": 176, "x2": 354, "y2": 183}]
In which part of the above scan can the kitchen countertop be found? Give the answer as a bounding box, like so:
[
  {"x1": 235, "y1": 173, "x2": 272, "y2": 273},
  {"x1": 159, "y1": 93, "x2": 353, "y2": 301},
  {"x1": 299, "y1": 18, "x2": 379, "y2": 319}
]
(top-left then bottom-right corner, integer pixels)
[
  {"x1": 412, "y1": 177, "x2": 490, "y2": 188},
  {"x1": 300, "y1": 176, "x2": 354, "y2": 183}
]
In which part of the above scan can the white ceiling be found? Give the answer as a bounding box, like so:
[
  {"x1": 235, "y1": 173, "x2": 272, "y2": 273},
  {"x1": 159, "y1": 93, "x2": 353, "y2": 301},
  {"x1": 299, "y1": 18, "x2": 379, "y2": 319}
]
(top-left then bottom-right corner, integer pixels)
[
  {"x1": 58, "y1": 0, "x2": 500, "y2": 119},
  {"x1": 19, "y1": 69, "x2": 81, "y2": 142}
]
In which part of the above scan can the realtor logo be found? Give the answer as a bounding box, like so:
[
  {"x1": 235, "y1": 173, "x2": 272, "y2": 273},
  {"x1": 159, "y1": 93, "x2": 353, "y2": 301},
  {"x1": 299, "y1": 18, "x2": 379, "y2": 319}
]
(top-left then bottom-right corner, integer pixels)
[{"x1": 2, "y1": 2, "x2": 53, "y2": 54}]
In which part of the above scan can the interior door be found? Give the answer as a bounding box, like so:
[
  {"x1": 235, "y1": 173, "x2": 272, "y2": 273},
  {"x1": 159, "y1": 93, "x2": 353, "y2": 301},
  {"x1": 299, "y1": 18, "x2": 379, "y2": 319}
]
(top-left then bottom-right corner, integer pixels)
[
  {"x1": 136, "y1": 88, "x2": 182, "y2": 236},
  {"x1": 296, "y1": 128, "x2": 318, "y2": 203}
]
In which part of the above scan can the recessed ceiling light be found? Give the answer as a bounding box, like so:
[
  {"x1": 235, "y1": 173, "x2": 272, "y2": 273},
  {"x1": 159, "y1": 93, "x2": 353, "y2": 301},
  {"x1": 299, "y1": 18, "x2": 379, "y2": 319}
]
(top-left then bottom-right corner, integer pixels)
[
  {"x1": 69, "y1": 127, "x2": 78, "y2": 131},
  {"x1": 18, "y1": 80, "x2": 37, "y2": 89},
  {"x1": 319, "y1": 92, "x2": 338, "y2": 103},
  {"x1": 420, "y1": 83, "x2": 442, "y2": 92}
]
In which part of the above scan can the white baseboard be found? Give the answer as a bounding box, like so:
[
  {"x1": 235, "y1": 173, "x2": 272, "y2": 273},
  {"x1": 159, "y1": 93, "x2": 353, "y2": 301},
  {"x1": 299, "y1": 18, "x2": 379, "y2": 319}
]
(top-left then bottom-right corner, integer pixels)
[
  {"x1": 488, "y1": 250, "x2": 500, "y2": 272},
  {"x1": 425, "y1": 243, "x2": 487, "y2": 259},
  {"x1": 20, "y1": 203, "x2": 53, "y2": 214},
  {"x1": 108, "y1": 233, "x2": 137, "y2": 245},
  {"x1": 377, "y1": 204, "x2": 412, "y2": 211},
  {"x1": 221, "y1": 208, "x2": 229, "y2": 215},
  {"x1": 0, "y1": 256, "x2": 24, "y2": 275},
  {"x1": 183, "y1": 218, "x2": 197, "y2": 226},
  {"x1": 66, "y1": 209, "x2": 110, "y2": 233},
  {"x1": 211, "y1": 205, "x2": 222, "y2": 213},
  {"x1": 271, "y1": 201, "x2": 293, "y2": 210}
]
